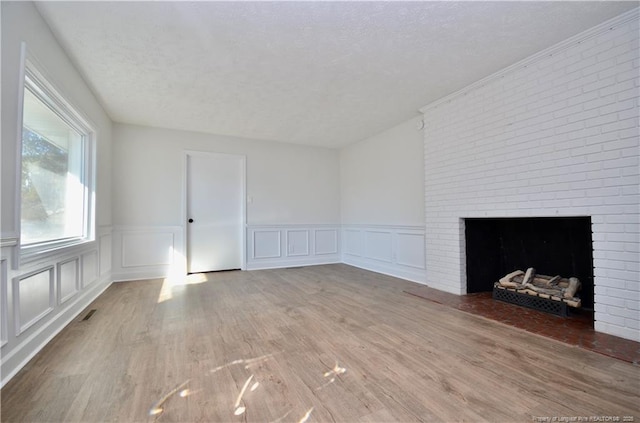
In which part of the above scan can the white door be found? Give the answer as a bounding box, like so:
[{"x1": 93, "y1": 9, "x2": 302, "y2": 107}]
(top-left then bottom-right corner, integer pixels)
[{"x1": 186, "y1": 152, "x2": 244, "y2": 273}]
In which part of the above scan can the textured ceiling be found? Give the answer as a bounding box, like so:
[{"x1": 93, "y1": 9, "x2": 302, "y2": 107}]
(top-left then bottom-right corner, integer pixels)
[{"x1": 36, "y1": 1, "x2": 636, "y2": 148}]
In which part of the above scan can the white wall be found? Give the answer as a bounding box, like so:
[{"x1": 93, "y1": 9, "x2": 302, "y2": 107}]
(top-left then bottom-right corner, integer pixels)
[
  {"x1": 421, "y1": 10, "x2": 639, "y2": 341},
  {"x1": 1, "y1": 2, "x2": 113, "y2": 386},
  {"x1": 339, "y1": 116, "x2": 426, "y2": 283},
  {"x1": 340, "y1": 115, "x2": 425, "y2": 226},
  {"x1": 111, "y1": 123, "x2": 341, "y2": 279}
]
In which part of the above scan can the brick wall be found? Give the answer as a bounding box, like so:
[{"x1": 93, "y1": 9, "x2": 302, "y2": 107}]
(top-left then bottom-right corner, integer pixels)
[{"x1": 421, "y1": 11, "x2": 639, "y2": 342}]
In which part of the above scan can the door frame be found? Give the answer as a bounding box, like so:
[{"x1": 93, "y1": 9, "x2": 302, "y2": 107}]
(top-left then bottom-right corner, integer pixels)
[{"x1": 182, "y1": 150, "x2": 247, "y2": 273}]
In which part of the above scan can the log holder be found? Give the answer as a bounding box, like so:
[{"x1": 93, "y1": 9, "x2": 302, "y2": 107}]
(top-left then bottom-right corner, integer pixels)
[{"x1": 493, "y1": 284, "x2": 570, "y2": 317}]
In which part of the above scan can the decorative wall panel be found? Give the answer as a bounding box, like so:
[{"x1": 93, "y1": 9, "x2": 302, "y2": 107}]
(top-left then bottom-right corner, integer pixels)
[
  {"x1": 286, "y1": 230, "x2": 309, "y2": 257},
  {"x1": 315, "y1": 229, "x2": 338, "y2": 255},
  {"x1": 57, "y1": 258, "x2": 79, "y2": 304},
  {"x1": 121, "y1": 232, "x2": 174, "y2": 267},
  {"x1": 82, "y1": 251, "x2": 98, "y2": 287},
  {"x1": 253, "y1": 230, "x2": 282, "y2": 259},
  {"x1": 342, "y1": 225, "x2": 426, "y2": 284},
  {"x1": 1, "y1": 258, "x2": 8, "y2": 346},
  {"x1": 14, "y1": 267, "x2": 54, "y2": 335},
  {"x1": 247, "y1": 225, "x2": 340, "y2": 270},
  {"x1": 364, "y1": 231, "x2": 393, "y2": 263}
]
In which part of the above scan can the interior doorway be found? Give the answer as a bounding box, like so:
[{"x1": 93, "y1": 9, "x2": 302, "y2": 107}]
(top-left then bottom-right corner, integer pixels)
[{"x1": 185, "y1": 151, "x2": 245, "y2": 273}]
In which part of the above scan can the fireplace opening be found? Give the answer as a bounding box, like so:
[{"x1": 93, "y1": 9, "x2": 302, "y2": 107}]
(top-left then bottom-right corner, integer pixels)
[{"x1": 464, "y1": 217, "x2": 594, "y2": 311}]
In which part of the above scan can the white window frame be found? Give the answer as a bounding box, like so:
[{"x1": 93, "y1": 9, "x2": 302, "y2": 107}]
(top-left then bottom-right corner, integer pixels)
[{"x1": 17, "y1": 51, "x2": 97, "y2": 265}]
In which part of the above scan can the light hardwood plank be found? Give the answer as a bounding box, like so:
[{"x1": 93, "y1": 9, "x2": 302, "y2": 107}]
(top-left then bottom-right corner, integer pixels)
[{"x1": 1, "y1": 264, "x2": 638, "y2": 422}]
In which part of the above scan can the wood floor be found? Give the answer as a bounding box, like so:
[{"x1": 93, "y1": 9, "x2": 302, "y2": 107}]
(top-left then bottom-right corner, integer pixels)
[{"x1": 1, "y1": 264, "x2": 638, "y2": 422}]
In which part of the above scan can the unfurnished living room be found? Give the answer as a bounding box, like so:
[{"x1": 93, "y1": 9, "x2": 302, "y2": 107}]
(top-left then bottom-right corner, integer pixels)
[{"x1": 1, "y1": 1, "x2": 639, "y2": 422}]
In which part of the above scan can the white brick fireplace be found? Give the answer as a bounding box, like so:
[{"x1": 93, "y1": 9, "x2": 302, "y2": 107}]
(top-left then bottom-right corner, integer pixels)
[{"x1": 421, "y1": 10, "x2": 639, "y2": 342}]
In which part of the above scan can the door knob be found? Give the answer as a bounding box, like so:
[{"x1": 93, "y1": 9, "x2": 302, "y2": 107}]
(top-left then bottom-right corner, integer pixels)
[{"x1": 188, "y1": 218, "x2": 194, "y2": 223}]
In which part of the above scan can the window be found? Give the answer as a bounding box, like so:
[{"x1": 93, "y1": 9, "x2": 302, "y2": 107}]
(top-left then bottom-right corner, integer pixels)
[{"x1": 20, "y1": 62, "x2": 95, "y2": 255}]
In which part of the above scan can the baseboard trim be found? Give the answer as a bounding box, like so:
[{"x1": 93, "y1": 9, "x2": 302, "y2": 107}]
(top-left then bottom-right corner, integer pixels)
[
  {"x1": 342, "y1": 256, "x2": 426, "y2": 285},
  {"x1": 246, "y1": 256, "x2": 341, "y2": 271},
  {"x1": 111, "y1": 269, "x2": 169, "y2": 283}
]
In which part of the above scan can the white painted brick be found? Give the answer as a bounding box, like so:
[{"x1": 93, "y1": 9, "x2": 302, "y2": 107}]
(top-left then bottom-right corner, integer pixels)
[
  {"x1": 595, "y1": 205, "x2": 639, "y2": 216},
  {"x1": 597, "y1": 42, "x2": 637, "y2": 62},
  {"x1": 597, "y1": 295, "x2": 627, "y2": 307},
  {"x1": 616, "y1": 48, "x2": 640, "y2": 65},
  {"x1": 625, "y1": 223, "x2": 640, "y2": 233},
  {"x1": 601, "y1": 137, "x2": 638, "y2": 153},
  {"x1": 599, "y1": 59, "x2": 634, "y2": 80},
  {"x1": 606, "y1": 214, "x2": 639, "y2": 224},
  {"x1": 583, "y1": 76, "x2": 618, "y2": 94},
  {"x1": 626, "y1": 261, "x2": 640, "y2": 272},
  {"x1": 627, "y1": 299, "x2": 640, "y2": 311},
  {"x1": 568, "y1": 90, "x2": 600, "y2": 108},
  {"x1": 601, "y1": 155, "x2": 638, "y2": 169},
  {"x1": 586, "y1": 187, "x2": 621, "y2": 198},
  {"x1": 584, "y1": 131, "x2": 619, "y2": 146},
  {"x1": 597, "y1": 25, "x2": 635, "y2": 46},
  {"x1": 602, "y1": 223, "x2": 627, "y2": 233},
  {"x1": 624, "y1": 279, "x2": 639, "y2": 292},
  {"x1": 588, "y1": 149, "x2": 621, "y2": 163},
  {"x1": 583, "y1": 94, "x2": 617, "y2": 110},
  {"x1": 602, "y1": 176, "x2": 639, "y2": 188},
  {"x1": 596, "y1": 312, "x2": 627, "y2": 327},
  {"x1": 424, "y1": 18, "x2": 640, "y2": 342},
  {"x1": 607, "y1": 232, "x2": 639, "y2": 243},
  {"x1": 599, "y1": 79, "x2": 637, "y2": 97},
  {"x1": 609, "y1": 307, "x2": 640, "y2": 320},
  {"x1": 604, "y1": 195, "x2": 639, "y2": 206},
  {"x1": 594, "y1": 302, "x2": 608, "y2": 314},
  {"x1": 599, "y1": 97, "x2": 635, "y2": 115},
  {"x1": 568, "y1": 108, "x2": 600, "y2": 124},
  {"x1": 583, "y1": 57, "x2": 618, "y2": 76},
  {"x1": 615, "y1": 67, "x2": 639, "y2": 83},
  {"x1": 584, "y1": 112, "x2": 618, "y2": 128},
  {"x1": 581, "y1": 40, "x2": 615, "y2": 59},
  {"x1": 594, "y1": 241, "x2": 625, "y2": 253},
  {"x1": 617, "y1": 107, "x2": 638, "y2": 121},
  {"x1": 616, "y1": 86, "x2": 640, "y2": 101},
  {"x1": 594, "y1": 322, "x2": 640, "y2": 342},
  {"x1": 625, "y1": 242, "x2": 639, "y2": 253},
  {"x1": 624, "y1": 318, "x2": 640, "y2": 331}
]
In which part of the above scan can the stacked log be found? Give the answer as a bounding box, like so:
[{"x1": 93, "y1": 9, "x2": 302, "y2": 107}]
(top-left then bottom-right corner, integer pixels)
[{"x1": 495, "y1": 267, "x2": 582, "y2": 308}]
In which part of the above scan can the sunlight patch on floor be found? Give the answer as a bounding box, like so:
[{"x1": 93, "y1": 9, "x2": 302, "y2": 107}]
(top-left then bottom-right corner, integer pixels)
[
  {"x1": 149, "y1": 354, "x2": 346, "y2": 420},
  {"x1": 157, "y1": 272, "x2": 209, "y2": 303}
]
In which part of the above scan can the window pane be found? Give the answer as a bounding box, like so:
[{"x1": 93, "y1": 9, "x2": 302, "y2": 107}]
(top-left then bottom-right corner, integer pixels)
[{"x1": 21, "y1": 87, "x2": 85, "y2": 245}]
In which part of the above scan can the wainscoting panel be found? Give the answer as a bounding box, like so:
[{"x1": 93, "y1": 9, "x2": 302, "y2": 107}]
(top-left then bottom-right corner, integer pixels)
[
  {"x1": 396, "y1": 232, "x2": 427, "y2": 270},
  {"x1": 13, "y1": 267, "x2": 54, "y2": 335},
  {"x1": 1, "y1": 226, "x2": 113, "y2": 388},
  {"x1": 253, "y1": 230, "x2": 282, "y2": 259},
  {"x1": 111, "y1": 226, "x2": 183, "y2": 282},
  {"x1": 121, "y1": 232, "x2": 174, "y2": 267},
  {"x1": 364, "y1": 231, "x2": 393, "y2": 263},
  {"x1": 344, "y1": 229, "x2": 362, "y2": 257},
  {"x1": 1, "y1": 258, "x2": 7, "y2": 347},
  {"x1": 315, "y1": 229, "x2": 338, "y2": 255},
  {"x1": 247, "y1": 225, "x2": 341, "y2": 270},
  {"x1": 342, "y1": 225, "x2": 426, "y2": 284},
  {"x1": 99, "y1": 233, "x2": 112, "y2": 276},
  {"x1": 286, "y1": 230, "x2": 309, "y2": 257},
  {"x1": 57, "y1": 257, "x2": 79, "y2": 304},
  {"x1": 81, "y1": 251, "x2": 98, "y2": 287}
]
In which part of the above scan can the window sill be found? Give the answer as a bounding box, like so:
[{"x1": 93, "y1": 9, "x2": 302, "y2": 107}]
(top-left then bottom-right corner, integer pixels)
[{"x1": 20, "y1": 238, "x2": 95, "y2": 268}]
